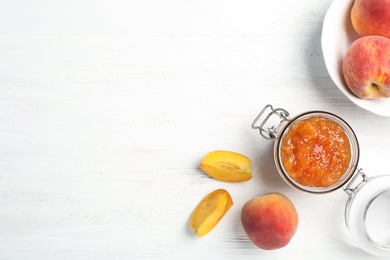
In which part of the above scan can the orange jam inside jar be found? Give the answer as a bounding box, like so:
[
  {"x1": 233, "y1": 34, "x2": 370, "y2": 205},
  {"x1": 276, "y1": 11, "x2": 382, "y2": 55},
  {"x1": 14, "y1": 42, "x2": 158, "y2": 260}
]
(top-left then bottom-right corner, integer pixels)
[{"x1": 280, "y1": 116, "x2": 352, "y2": 187}]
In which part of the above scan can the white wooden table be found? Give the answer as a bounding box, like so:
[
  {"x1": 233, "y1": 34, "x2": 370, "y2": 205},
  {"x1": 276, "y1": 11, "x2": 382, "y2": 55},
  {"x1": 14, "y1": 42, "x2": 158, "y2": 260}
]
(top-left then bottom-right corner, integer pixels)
[{"x1": 1, "y1": 0, "x2": 390, "y2": 259}]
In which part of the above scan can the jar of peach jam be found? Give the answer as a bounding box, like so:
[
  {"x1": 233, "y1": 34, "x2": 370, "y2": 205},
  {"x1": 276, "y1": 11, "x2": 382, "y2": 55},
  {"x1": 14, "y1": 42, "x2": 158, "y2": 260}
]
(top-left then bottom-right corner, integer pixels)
[{"x1": 252, "y1": 104, "x2": 390, "y2": 257}]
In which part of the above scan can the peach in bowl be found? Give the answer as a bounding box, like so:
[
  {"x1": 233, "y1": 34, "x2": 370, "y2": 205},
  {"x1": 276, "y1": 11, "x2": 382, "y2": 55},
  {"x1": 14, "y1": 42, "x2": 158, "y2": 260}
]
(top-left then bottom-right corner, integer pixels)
[{"x1": 321, "y1": 0, "x2": 390, "y2": 116}]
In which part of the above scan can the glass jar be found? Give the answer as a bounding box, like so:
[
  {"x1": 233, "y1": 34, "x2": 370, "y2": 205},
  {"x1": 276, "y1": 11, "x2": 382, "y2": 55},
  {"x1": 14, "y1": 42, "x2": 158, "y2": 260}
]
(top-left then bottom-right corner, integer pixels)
[{"x1": 251, "y1": 104, "x2": 390, "y2": 257}]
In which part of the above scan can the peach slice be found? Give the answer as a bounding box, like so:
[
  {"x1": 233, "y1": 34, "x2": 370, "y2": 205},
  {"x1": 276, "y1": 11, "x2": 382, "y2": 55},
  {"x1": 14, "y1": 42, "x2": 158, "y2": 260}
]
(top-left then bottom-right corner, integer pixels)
[
  {"x1": 189, "y1": 189, "x2": 233, "y2": 237},
  {"x1": 200, "y1": 150, "x2": 252, "y2": 182}
]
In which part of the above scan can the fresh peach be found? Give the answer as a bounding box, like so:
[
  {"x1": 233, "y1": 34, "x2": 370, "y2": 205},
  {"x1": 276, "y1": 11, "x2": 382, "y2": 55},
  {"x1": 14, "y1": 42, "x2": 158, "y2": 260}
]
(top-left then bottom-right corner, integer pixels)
[
  {"x1": 343, "y1": 36, "x2": 390, "y2": 99},
  {"x1": 351, "y1": 0, "x2": 390, "y2": 38},
  {"x1": 241, "y1": 193, "x2": 298, "y2": 250}
]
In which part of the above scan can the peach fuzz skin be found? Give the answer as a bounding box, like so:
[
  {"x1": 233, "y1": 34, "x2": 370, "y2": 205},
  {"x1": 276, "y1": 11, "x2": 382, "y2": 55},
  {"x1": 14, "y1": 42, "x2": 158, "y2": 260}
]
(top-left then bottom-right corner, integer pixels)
[
  {"x1": 351, "y1": 0, "x2": 390, "y2": 38},
  {"x1": 241, "y1": 193, "x2": 298, "y2": 250},
  {"x1": 343, "y1": 36, "x2": 390, "y2": 99}
]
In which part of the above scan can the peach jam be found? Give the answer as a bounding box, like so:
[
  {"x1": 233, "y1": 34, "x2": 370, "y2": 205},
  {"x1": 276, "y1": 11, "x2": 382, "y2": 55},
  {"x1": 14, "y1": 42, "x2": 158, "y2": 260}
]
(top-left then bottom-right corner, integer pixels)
[{"x1": 280, "y1": 116, "x2": 352, "y2": 187}]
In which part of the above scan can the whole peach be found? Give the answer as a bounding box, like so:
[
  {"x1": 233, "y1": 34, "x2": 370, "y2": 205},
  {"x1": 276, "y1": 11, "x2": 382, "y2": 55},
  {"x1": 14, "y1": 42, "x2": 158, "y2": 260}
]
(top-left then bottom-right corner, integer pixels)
[
  {"x1": 343, "y1": 36, "x2": 390, "y2": 99},
  {"x1": 351, "y1": 0, "x2": 390, "y2": 38},
  {"x1": 241, "y1": 193, "x2": 298, "y2": 250}
]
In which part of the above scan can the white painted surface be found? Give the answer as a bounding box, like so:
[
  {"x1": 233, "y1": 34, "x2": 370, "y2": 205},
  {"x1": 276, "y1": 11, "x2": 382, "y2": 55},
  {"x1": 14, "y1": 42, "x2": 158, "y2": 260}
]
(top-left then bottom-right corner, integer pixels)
[{"x1": 0, "y1": 0, "x2": 389, "y2": 259}]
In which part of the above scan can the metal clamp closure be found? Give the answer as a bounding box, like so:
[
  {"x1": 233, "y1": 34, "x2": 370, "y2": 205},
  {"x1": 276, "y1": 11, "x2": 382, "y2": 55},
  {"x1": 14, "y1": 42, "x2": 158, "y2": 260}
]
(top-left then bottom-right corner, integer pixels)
[
  {"x1": 251, "y1": 104, "x2": 290, "y2": 140},
  {"x1": 344, "y1": 168, "x2": 368, "y2": 196}
]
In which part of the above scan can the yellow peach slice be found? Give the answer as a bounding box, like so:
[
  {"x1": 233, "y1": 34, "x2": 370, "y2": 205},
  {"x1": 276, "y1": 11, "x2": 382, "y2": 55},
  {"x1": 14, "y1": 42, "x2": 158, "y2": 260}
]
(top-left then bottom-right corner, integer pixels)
[
  {"x1": 189, "y1": 189, "x2": 233, "y2": 237},
  {"x1": 200, "y1": 150, "x2": 252, "y2": 182}
]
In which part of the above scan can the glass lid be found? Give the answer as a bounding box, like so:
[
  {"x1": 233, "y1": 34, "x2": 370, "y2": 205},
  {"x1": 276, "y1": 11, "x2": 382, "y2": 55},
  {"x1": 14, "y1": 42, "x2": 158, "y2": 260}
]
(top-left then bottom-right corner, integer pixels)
[{"x1": 345, "y1": 174, "x2": 390, "y2": 257}]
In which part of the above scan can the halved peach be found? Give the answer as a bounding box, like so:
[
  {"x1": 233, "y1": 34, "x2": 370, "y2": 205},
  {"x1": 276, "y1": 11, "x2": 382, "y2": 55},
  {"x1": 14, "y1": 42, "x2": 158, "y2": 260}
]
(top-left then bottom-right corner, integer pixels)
[
  {"x1": 200, "y1": 150, "x2": 252, "y2": 182},
  {"x1": 189, "y1": 189, "x2": 233, "y2": 237}
]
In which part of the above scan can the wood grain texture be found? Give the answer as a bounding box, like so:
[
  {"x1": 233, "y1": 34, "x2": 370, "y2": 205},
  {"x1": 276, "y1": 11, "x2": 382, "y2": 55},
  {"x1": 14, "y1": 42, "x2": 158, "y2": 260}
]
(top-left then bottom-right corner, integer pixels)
[{"x1": 0, "y1": 0, "x2": 389, "y2": 259}]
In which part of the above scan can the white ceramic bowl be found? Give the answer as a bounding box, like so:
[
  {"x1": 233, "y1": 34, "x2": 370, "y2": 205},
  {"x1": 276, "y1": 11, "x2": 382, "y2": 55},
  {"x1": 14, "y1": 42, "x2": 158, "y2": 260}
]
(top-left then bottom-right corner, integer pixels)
[{"x1": 321, "y1": 0, "x2": 390, "y2": 117}]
